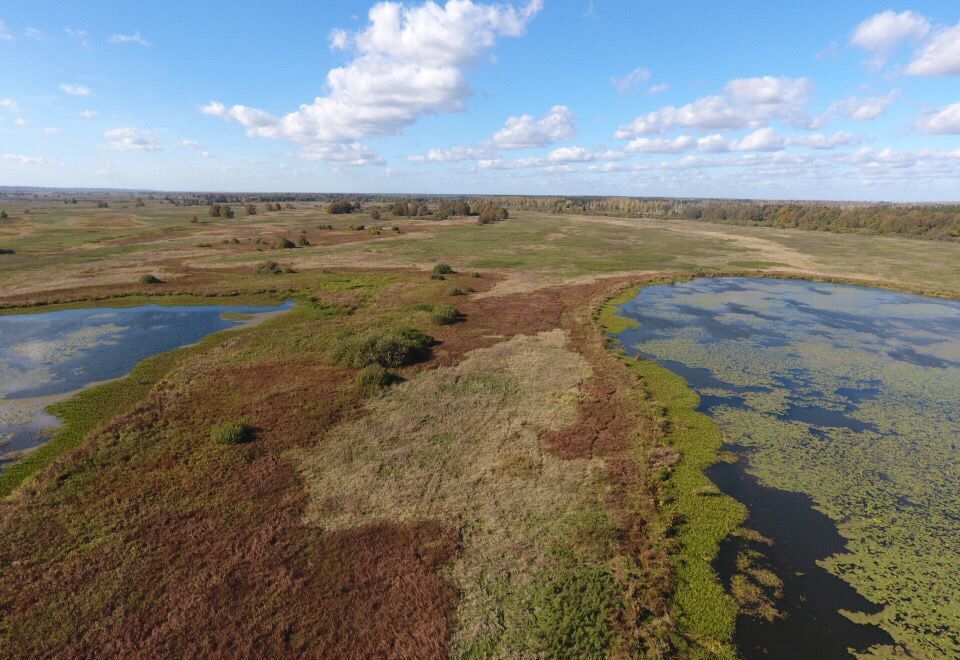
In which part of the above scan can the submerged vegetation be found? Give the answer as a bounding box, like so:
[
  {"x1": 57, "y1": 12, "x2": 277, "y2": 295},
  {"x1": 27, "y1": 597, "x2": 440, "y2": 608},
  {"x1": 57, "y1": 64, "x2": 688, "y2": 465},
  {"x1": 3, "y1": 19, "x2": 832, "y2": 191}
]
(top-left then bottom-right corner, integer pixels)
[{"x1": 615, "y1": 277, "x2": 960, "y2": 657}]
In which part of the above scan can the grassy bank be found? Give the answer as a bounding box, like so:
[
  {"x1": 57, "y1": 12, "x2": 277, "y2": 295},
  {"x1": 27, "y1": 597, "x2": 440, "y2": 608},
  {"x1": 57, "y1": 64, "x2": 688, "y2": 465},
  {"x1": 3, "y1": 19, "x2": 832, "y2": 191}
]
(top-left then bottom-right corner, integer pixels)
[{"x1": 599, "y1": 284, "x2": 746, "y2": 658}]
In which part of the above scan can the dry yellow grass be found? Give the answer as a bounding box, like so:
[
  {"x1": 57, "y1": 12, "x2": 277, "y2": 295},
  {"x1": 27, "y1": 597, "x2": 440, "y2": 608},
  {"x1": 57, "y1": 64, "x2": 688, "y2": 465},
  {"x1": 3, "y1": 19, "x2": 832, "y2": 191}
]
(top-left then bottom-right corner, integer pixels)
[{"x1": 295, "y1": 329, "x2": 616, "y2": 655}]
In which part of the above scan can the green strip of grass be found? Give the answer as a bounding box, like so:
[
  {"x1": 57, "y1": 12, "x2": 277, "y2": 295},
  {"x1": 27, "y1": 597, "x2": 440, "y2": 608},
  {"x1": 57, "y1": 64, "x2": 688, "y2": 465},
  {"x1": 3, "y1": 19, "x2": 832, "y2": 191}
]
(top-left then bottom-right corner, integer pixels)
[
  {"x1": 599, "y1": 283, "x2": 746, "y2": 659},
  {"x1": 0, "y1": 345, "x2": 194, "y2": 497}
]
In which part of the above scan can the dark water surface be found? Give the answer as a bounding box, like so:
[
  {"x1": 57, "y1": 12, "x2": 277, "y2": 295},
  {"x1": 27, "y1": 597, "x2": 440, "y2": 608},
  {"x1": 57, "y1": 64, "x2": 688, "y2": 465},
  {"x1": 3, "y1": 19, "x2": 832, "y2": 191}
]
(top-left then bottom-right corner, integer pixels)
[
  {"x1": 0, "y1": 302, "x2": 291, "y2": 465},
  {"x1": 614, "y1": 278, "x2": 960, "y2": 658}
]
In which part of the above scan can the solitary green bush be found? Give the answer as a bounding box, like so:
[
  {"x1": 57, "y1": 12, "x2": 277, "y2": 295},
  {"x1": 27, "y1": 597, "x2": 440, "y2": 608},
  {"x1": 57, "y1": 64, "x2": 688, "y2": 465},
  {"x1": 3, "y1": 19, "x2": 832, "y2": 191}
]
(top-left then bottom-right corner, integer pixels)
[
  {"x1": 276, "y1": 237, "x2": 295, "y2": 249},
  {"x1": 431, "y1": 304, "x2": 462, "y2": 325},
  {"x1": 448, "y1": 287, "x2": 466, "y2": 296},
  {"x1": 297, "y1": 234, "x2": 310, "y2": 246},
  {"x1": 0, "y1": 211, "x2": 8, "y2": 219},
  {"x1": 211, "y1": 420, "x2": 252, "y2": 445},
  {"x1": 432, "y1": 263, "x2": 454, "y2": 276},
  {"x1": 139, "y1": 274, "x2": 161, "y2": 284},
  {"x1": 332, "y1": 327, "x2": 435, "y2": 368},
  {"x1": 354, "y1": 364, "x2": 396, "y2": 395}
]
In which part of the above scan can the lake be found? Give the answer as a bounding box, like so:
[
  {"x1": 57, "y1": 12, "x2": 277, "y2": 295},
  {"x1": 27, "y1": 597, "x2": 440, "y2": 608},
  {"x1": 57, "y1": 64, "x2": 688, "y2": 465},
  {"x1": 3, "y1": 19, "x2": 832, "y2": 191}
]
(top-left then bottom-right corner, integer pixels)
[
  {"x1": 613, "y1": 278, "x2": 959, "y2": 658},
  {"x1": 0, "y1": 302, "x2": 292, "y2": 468}
]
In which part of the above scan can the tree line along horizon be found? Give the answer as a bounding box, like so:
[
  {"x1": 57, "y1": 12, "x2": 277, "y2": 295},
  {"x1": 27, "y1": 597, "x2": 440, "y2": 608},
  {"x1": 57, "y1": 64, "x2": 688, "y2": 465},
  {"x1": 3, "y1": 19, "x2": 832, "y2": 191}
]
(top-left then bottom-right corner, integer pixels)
[{"x1": 1, "y1": 191, "x2": 958, "y2": 240}]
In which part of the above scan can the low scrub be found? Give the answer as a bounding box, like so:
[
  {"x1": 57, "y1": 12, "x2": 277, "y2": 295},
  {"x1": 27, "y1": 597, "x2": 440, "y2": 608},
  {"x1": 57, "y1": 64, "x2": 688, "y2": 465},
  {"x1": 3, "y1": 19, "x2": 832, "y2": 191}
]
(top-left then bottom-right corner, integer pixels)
[
  {"x1": 255, "y1": 261, "x2": 282, "y2": 275},
  {"x1": 431, "y1": 304, "x2": 462, "y2": 325},
  {"x1": 331, "y1": 327, "x2": 435, "y2": 368},
  {"x1": 139, "y1": 274, "x2": 161, "y2": 284},
  {"x1": 210, "y1": 420, "x2": 253, "y2": 445},
  {"x1": 353, "y1": 364, "x2": 397, "y2": 395}
]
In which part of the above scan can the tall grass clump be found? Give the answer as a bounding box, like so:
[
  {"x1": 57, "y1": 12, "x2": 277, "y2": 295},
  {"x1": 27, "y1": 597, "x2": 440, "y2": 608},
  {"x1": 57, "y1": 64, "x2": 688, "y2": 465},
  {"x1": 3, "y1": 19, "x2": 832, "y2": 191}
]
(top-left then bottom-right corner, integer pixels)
[
  {"x1": 431, "y1": 304, "x2": 462, "y2": 325},
  {"x1": 331, "y1": 327, "x2": 435, "y2": 368},
  {"x1": 353, "y1": 364, "x2": 397, "y2": 395},
  {"x1": 211, "y1": 420, "x2": 252, "y2": 445}
]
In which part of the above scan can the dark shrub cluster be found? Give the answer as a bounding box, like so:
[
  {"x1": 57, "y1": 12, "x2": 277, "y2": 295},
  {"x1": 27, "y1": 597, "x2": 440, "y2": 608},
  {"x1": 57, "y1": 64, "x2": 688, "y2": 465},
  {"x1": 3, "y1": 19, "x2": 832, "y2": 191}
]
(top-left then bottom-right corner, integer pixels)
[
  {"x1": 431, "y1": 263, "x2": 454, "y2": 280},
  {"x1": 332, "y1": 327, "x2": 435, "y2": 368},
  {"x1": 327, "y1": 200, "x2": 360, "y2": 214}
]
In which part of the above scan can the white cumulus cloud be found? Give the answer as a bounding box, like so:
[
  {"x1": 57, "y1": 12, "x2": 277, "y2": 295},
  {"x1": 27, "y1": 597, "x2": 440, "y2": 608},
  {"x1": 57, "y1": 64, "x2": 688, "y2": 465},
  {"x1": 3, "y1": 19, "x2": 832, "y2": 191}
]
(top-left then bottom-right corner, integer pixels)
[
  {"x1": 60, "y1": 83, "x2": 92, "y2": 96},
  {"x1": 850, "y1": 10, "x2": 930, "y2": 54},
  {"x1": 906, "y1": 22, "x2": 960, "y2": 76},
  {"x1": 915, "y1": 103, "x2": 960, "y2": 134},
  {"x1": 408, "y1": 144, "x2": 490, "y2": 162},
  {"x1": 102, "y1": 127, "x2": 161, "y2": 152},
  {"x1": 491, "y1": 105, "x2": 575, "y2": 148},
  {"x1": 614, "y1": 76, "x2": 812, "y2": 137},
  {"x1": 611, "y1": 67, "x2": 650, "y2": 94},
  {"x1": 202, "y1": 0, "x2": 542, "y2": 163},
  {"x1": 626, "y1": 135, "x2": 696, "y2": 153}
]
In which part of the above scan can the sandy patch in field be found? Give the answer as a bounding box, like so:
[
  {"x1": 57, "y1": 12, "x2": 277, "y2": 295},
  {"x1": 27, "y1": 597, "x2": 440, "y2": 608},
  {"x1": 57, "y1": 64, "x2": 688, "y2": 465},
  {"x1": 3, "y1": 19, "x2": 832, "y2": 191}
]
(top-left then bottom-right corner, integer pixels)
[
  {"x1": 562, "y1": 213, "x2": 823, "y2": 271},
  {"x1": 474, "y1": 269, "x2": 659, "y2": 298}
]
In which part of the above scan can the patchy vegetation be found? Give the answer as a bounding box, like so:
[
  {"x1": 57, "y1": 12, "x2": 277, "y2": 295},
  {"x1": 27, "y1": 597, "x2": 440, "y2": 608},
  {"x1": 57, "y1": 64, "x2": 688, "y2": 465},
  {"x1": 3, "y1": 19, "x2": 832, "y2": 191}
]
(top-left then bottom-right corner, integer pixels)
[{"x1": 1, "y1": 194, "x2": 959, "y2": 658}]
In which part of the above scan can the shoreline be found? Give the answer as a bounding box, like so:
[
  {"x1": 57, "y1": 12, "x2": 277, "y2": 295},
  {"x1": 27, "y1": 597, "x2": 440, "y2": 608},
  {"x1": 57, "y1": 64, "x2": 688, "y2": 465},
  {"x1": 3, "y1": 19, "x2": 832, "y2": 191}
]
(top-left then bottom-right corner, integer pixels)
[
  {"x1": 595, "y1": 270, "x2": 959, "y2": 656},
  {"x1": 0, "y1": 301, "x2": 295, "y2": 496}
]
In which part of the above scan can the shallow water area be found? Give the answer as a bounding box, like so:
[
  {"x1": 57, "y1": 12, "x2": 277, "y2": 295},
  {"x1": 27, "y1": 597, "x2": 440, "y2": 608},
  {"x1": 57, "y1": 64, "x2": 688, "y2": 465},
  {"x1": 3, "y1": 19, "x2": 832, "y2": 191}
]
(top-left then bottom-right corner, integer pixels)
[
  {"x1": 614, "y1": 278, "x2": 960, "y2": 658},
  {"x1": 0, "y1": 301, "x2": 292, "y2": 467}
]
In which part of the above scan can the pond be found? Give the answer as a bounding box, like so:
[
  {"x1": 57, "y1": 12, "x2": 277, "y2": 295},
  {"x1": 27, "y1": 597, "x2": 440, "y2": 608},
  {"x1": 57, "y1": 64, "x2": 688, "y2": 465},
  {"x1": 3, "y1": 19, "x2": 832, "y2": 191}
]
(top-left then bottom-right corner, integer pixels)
[
  {"x1": 0, "y1": 301, "x2": 292, "y2": 468},
  {"x1": 613, "y1": 278, "x2": 959, "y2": 658}
]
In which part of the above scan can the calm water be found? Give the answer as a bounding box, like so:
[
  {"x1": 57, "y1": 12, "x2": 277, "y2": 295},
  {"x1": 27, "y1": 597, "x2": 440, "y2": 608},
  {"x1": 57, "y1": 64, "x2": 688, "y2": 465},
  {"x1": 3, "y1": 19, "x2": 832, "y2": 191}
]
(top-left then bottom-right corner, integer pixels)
[
  {"x1": 614, "y1": 278, "x2": 960, "y2": 658},
  {"x1": 0, "y1": 302, "x2": 291, "y2": 466}
]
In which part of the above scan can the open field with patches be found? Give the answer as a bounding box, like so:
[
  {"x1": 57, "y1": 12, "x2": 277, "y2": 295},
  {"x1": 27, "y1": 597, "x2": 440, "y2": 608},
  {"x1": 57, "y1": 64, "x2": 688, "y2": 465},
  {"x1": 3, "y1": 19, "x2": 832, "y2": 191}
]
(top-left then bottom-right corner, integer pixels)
[{"x1": 1, "y1": 196, "x2": 958, "y2": 658}]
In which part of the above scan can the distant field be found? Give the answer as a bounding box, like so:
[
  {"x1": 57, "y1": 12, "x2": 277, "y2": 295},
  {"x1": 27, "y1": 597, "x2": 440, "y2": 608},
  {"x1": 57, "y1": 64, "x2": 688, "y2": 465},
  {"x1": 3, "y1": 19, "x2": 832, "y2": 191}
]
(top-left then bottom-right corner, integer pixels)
[
  {"x1": 0, "y1": 197, "x2": 957, "y2": 658},
  {"x1": 2, "y1": 201, "x2": 960, "y2": 301}
]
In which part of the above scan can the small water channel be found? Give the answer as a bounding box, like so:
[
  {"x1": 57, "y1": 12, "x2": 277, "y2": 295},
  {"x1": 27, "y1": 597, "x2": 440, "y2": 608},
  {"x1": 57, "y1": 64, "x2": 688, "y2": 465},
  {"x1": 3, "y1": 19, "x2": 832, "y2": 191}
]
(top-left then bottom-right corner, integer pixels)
[
  {"x1": 0, "y1": 301, "x2": 292, "y2": 468},
  {"x1": 613, "y1": 278, "x2": 960, "y2": 658}
]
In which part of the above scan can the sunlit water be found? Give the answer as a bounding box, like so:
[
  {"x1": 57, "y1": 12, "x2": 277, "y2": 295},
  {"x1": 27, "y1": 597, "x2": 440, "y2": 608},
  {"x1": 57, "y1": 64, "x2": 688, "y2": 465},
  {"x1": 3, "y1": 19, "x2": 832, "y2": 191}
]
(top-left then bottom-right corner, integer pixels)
[
  {"x1": 614, "y1": 278, "x2": 960, "y2": 658},
  {"x1": 0, "y1": 302, "x2": 291, "y2": 467}
]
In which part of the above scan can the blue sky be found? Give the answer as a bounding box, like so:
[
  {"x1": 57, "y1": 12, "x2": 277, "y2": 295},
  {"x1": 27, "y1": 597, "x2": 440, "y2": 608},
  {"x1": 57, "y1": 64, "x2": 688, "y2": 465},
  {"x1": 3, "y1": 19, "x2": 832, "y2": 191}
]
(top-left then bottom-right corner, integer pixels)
[{"x1": 1, "y1": 1, "x2": 960, "y2": 199}]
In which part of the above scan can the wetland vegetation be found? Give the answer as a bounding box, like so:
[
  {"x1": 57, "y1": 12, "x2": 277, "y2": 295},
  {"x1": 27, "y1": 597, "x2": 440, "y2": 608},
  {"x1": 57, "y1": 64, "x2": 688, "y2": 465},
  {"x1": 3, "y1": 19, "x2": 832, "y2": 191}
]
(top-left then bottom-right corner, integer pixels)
[
  {"x1": 0, "y1": 193, "x2": 958, "y2": 658},
  {"x1": 611, "y1": 278, "x2": 960, "y2": 658}
]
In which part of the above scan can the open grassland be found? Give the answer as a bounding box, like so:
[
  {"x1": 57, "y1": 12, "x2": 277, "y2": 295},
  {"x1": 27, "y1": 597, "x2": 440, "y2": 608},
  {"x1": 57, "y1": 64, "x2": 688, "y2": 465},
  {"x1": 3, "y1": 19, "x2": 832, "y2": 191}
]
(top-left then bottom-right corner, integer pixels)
[
  {"x1": 1, "y1": 198, "x2": 959, "y2": 657},
  {"x1": 3, "y1": 202, "x2": 960, "y2": 302}
]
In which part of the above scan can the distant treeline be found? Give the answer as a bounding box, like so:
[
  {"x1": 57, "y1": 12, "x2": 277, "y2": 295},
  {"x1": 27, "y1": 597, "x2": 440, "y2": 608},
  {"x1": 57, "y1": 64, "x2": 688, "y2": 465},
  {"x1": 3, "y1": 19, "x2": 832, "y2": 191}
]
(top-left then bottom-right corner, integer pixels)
[
  {"x1": 3, "y1": 189, "x2": 959, "y2": 240},
  {"x1": 473, "y1": 196, "x2": 960, "y2": 241}
]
